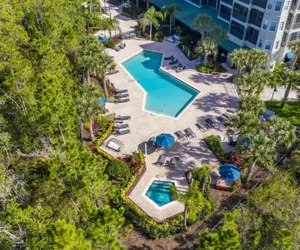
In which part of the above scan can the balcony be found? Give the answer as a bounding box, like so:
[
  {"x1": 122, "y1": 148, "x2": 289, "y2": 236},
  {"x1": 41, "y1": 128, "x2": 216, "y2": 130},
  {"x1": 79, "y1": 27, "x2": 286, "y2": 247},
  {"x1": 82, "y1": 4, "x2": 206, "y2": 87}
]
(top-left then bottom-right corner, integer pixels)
[
  {"x1": 230, "y1": 29, "x2": 244, "y2": 39},
  {"x1": 237, "y1": 0, "x2": 250, "y2": 4},
  {"x1": 252, "y1": 0, "x2": 267, "y2": 9},
  {"x1": 249, "y1": 18, "x2": 262, "y2": 28},
  {"x1": 220, "y1": 11, "x2": 231, "y2": 21},
  {"x1": 293, "y1": 22, "x2": 300, "y2": 29},
  {"x1": 232, "y1": 12, "x2": 247, "y2": 22},
  {"x1": 221, "y1": 0, "x2": 233, "y2": 5},
  {"x1": 245, "y1": 35, "x2": 258, "y2": 45}
]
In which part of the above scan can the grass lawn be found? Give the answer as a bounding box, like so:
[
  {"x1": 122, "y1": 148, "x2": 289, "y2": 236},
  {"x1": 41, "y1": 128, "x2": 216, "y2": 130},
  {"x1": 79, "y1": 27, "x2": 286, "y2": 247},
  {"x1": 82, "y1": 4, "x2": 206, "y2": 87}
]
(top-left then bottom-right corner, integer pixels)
[{"x1": 266, "y1": 101, "x2": 300, "y2": 126}]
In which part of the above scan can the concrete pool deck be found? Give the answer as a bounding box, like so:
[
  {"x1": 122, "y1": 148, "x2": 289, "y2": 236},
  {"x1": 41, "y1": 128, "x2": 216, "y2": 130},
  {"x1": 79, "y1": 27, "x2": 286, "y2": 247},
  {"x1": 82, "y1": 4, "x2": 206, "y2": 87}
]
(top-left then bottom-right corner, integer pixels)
[{"x1": 99, "y1": 3, "x2": 238, "y2": 221}]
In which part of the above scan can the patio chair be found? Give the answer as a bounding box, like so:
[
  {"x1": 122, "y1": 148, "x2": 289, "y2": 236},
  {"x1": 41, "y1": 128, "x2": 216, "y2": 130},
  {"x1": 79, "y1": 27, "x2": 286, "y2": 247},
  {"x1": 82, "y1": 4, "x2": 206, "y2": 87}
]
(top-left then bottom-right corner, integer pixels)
[
  {"x1": 172, "y1": 63, "x2": 182, "y2": 70},
  {"x1": 106, "y1": 138, "x2": 124, "y2": 152},
  {"x1": 116, "y1": 115, "x2": 131, "y2": 120},
  {"x1": 147, "y1": 137, "x2": 156, "y2": 147},
  {"x1": 184, "y1": 128, "x2": 196, "y2": 138},
  {"x1": 222, "y1": 112, "x2": 232, "y2": 119},
  {"x1": 195, "y1": 122, "x2": 207, "y2": 133},
  {"x1": 114, "y1": 46, "x2": 120, "y2": 51},
  {"x1": 173, "y1": 34, "x2": 181, "y2": 41},
  {"x1": 205, "y1": 118, "x2": 214, "y2": 128},
  {"x1": 115, "y1": 98, "x2": 130, "y2": 103},
  {"x1": 217, "y1": 115, "x2": 227, "y2": 123},
  {"x1": 170, "y1": 157, "x2": 179, "y2": 167},
  {"x1": 167, "y1": 36, "x2": 175, "y2": 43},
  {"x1": 157, "y1": 154, "x2": 167, "y2": 166},
  {"x1": 116, "y1": 89, "x2": 128, "y2": 94},
  {"x1": 115, "y1": 129, "x2": 131, "y2": 135},
  {"x1": 114, "y1": 120, "x2": 123, "y2": 124},
  {"x1": 113, "y1": 124, "x2": 129, "y2": 130},
  {"x1": 164, "y1": 55, "x2": 174, "y2": 60},
  {"x1": 169, "y1": 59, "x2": 178, "y2": 65},
  {"x1": 175, "y1": 130, "x2": 187, "y2": 141},
  {"x1": 116, "y1": 93, "x2": 129, "y2": 99},
  {"x1": 227, "y1": 108, "x2": 237, "y2": 113},
  {"x1": 176, "y1": 66, "x2": 186, "y2": 73},
  {"x1": 119, "y1": 43, "x2": 126, "y2": 49}
]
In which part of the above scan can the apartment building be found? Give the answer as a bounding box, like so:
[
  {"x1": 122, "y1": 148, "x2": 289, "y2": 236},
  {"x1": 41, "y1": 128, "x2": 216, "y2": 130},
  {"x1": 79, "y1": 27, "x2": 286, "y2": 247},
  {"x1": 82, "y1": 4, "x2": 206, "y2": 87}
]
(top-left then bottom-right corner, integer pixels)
[{"x1": 183, "y1": 0, "x2": 298, "y2": 69}]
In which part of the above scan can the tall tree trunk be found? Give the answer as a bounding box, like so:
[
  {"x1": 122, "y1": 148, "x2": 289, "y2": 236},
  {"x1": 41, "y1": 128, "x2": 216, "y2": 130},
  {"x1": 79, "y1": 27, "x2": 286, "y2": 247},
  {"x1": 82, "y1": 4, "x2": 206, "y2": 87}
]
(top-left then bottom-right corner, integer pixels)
[
  {"x1": 169, "y1": 16, "x2": 172, "y2": 35},
  {"x1": 86, "y1": 69, "x2": 90, "y2": 83},
  {"x1": 246, "y1": 160, "x2": 256, "y2": 183},
  {"x1": 102, "y1": 75, "x2": 108, "y2": 97},
  {"x1": 290, "y1": 54, "x2": 299, "y2": 71},
  {"x1": 183, "y1": 206, "x2": 187, "y2": 229},
  {"x1": 204, "y1": 54, "x2": 208, "y2": 66},
  {"x1": 150, "y1": 23, "x2": 152, "y2": 41},
  {"x1": 281, "y1": 82, "x2": 292, "y2": 108},
  {"x1": 108, "y1": 29, "x2": 111, "y2": 38},
  {"x1": 201, "y1": 26, "x2": 205, "y2": 40},
  {"x1": 89, "y1": 121, "x2": 95, "y2": 142}
]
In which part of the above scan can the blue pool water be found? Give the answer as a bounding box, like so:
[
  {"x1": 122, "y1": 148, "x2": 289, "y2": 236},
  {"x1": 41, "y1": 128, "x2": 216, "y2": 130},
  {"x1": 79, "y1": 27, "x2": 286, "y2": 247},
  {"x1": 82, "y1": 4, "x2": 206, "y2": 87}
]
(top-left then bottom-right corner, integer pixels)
[
  {"x1": 122, "y1": 51, "x2": 199, "y2": 118},
  {"x1": 146, "y1": 180, "x2": 175, "y2": 207}
]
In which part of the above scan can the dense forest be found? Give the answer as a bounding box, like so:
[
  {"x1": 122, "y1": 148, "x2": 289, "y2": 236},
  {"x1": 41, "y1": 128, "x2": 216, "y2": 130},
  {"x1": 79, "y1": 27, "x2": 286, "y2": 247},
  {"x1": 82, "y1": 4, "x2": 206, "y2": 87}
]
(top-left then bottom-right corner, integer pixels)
[{"x1": 0, "y1": 0, "x2": 129, "y2": 249}]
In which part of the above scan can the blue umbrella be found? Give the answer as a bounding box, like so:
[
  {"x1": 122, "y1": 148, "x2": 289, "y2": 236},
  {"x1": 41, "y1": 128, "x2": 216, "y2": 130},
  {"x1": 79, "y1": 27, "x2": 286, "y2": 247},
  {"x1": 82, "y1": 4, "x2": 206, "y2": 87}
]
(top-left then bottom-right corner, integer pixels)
[
  {"x1": 99, "y1": 97, "x2": 107, "y2": 104},
  {"x1": 155, "y1": 133, "x2": 175, "y2": 147},
  {"x1": 219, "y1": 164, "x2": 241, "y2": 181}
]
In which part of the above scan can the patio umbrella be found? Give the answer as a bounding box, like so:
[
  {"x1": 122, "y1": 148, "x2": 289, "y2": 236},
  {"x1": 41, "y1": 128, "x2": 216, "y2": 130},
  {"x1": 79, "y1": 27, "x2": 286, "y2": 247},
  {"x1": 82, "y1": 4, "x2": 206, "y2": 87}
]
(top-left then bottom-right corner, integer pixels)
[
  {"x1": 219, "y1": 164, "x2": 241, "y2": 182},
  {"x1": 99, "y1": 97, "x2": 107, "y2": 104},
  {"x1": 155, "y1": 133, "x2": 175, "y2": 147}
]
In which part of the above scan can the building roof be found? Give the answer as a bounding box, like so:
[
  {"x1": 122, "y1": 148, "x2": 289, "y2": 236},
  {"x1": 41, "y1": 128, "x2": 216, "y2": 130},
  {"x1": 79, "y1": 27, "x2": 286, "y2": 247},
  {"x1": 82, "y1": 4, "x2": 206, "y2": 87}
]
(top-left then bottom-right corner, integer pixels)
[{"x1": 152, "y1": 0, "x2": 240, "y2": 52}]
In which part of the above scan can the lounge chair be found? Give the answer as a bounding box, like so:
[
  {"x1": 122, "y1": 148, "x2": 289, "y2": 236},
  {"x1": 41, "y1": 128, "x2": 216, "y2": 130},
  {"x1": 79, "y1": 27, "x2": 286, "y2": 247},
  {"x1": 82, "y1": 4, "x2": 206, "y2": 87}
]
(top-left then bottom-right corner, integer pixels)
[
  {"x1": 157, "y1": 154, "x2": 167, "y2": 166},
  {"x1": 195, "y1": 122, "x2": 207, "y2": 133},
  {"x1": 119, "y1": 43, "x2": 126, "y2": 49},
  {"x1": 113, "y1": 124, "x2": 129, "y2": 130},
  {"x1": 106, "y1": 138, "x2": 124, "y2": 152},
  {"x1": 114, "y1": 120, "x2": 123, "y2": 124},
  {"x1": 115, "y1": 129, "x2": 131, "y2": 135},
  {"x1": 167, "y1": 36, "x2": 175, "y2": 43},
  {"x1": 114, "y1": 46, "x2": 120, "y2": 51},
  {"x1": 116, "y1": 93, "x2": 129, "y2": 99},
  {"x1": 147, "y1": 137, "x2": 156, "y2": 147},
  {"x1": 116, "y1": 89, "x2": 128, "y2": 94},
  {"x1": 106, "y1": 69, "x2": 119, "y2": 75},
  {"x1": 217, "y1": 115, "x2": 227, "y2": 123},
  {"x1": 205, "y1": 118, "x2": 215, "y2": 128},
  {"x1": 172, "y1": 63, "x2": 182, "y2": 70},
  {"x1": 115, "y1": 98, "x2": 130, "y2": 103},
  {"x1": 184, "y1": 128, "x2": 196, "y2": 138},
  {"x1": 164, "y1": 55, "x2": 174, "y2": 60},
  {"x1": 170, "y1": 157, "x2": 179, "y2": 167},
  {"x1": 176, "y1": 66, "x2": 186, "y2": 73},
  {"x1": 169, "y1": 59, "x2": 178, "y2": 65},
  {"x1": 227, "y1": 108, "x2": 237, "y2": 113},
  {"x1": 222, "y1": 112, "x2": 232, "y2": 119},
  {"x1": 175, "y1": 130, "x2": 187, "y2": 140},
  {"x1": 116, "y1": 115, "x2": 131, "y2": 120}
]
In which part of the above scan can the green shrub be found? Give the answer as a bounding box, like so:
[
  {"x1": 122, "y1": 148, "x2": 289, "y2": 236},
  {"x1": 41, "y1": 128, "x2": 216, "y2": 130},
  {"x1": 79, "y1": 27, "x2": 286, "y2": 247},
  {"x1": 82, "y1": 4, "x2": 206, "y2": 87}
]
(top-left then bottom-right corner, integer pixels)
[
  {"x1": 153, "y1": 31, "x2": 165, "y2": 42},
  {"x1": 197, "y1": 63, "x2": 227, "y2": 73},
  {"x1": 121, "y1": 11, "x2": 131, "y2": 18},
  {"x1": 95, "y1": 121, "x2": 114, "y2": 146},
  {"x1": 106, "y1": 159, "x2": 131, "y2": 186},
  {"x1": 103, "y1": 39, "x2": 115, "y2": 48},
  {"x1": 180, "y1": 36, "x2": 193, "y2": 46},
  {"x1": 96, "y1": 147, "x2": 114, "y2": 161},
  {"x1": 203, "y1": 136, "x2": 226, "y2": 162},
  {"x1": 159, "y1": 25, "x2": 170, "y2": 36}
]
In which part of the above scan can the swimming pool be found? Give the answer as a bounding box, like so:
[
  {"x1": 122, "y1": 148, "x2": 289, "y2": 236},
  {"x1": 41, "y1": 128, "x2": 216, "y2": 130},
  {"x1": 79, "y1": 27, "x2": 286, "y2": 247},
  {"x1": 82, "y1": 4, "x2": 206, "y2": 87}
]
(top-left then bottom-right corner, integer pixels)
[
  {"x1": 122, "y1": 51, "x2": 199, "y2": 118},
  {"x1": 145, "y1": 180, "x2": 175, "y2": 207}
]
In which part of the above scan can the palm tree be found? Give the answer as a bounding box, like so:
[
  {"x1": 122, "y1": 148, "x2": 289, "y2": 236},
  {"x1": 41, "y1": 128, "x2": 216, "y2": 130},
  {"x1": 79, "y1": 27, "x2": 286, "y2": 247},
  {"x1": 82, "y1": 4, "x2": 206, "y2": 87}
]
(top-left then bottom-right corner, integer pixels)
[
  {"x1": 86, "y1": 0, "x2": 99, "y2": 13},
  {"x1": 247, "y1": 49, "x2": 268, "y2": 72},
  {"x1": 229, "y1": 49, "x2": 249, "y2": 78},
  {"x1": 281, "y1": 66, "x2": 300, "y2": 107},
  {"x1": 141, "y1": 6, "x2": 163, "y2": 41},
  {"x1": 77, "y1": 36, "x2": 103, "y2": 84},
  {"x1": 243, "y1": 132, "x2": 276, "y2": 182},
  {"x1": 239, "y1": 95, "x2": 266, "y2": 117},
  {"x1": 161, "y1": 4, "x2": 182, "y2": 35},
  {"x1": 288, "y1": 40, "x2": 300, "y2": 71},
  {"x1": 96, "y1": 53, "x2": 116, "y2": 97},
  {"x1": 194, "y1": 38, "x2": 217, "y2": 66},
  {"x1": 237, "y1": 70, "x2": 271, "y2": 97},
  {"x1": 77, "y1": 85, "x2": 104, "y2": 142},
  {"x1": 111, "y1": 18, "x2": 121, "y2": 36},
  {"x1": 192, "y1": 15, "x2": 213, "y2": 40},
  {"x1": 171, "y1": 181, "x2": 210, "y2": 229},
  {"x1": 208, "y1": 25, "x2": 228, "y2": 48}
]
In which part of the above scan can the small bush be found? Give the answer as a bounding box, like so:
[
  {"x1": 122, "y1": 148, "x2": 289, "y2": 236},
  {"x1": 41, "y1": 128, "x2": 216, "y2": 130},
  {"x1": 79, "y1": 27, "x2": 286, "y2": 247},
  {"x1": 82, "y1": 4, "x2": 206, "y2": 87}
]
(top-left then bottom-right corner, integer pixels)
[
  {"x1": 181, "y1": 36, "x2": 193, "y2": 47},
  {"x1": 203, "y1": 136, "x2": 226, "y2": 162},
  {"x1": 103, "y1": 39, "x2": 115, "y2": 48},
  {"x1": 197, "y1": 63, "x2": 227, "y2": 73},
  {"x1": 153, "y1": 31, "x2": 165, "y2": 42},
  {"x1": 106, "y1": 159, "x2": 131, "y2": 186}
]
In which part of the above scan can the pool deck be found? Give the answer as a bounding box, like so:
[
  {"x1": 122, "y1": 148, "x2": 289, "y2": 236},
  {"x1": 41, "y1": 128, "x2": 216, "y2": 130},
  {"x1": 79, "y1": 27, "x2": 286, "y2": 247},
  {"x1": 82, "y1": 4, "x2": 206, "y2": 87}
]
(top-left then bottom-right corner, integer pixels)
[{"x1": 98, "y1": 3, "x2": 239, "y2": 222}]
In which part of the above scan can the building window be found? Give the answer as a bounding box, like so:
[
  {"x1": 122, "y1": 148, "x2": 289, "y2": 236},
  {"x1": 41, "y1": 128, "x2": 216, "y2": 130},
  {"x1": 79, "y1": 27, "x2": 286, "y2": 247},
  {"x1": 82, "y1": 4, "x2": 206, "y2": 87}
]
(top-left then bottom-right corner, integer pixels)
[
  {"x1": 269, "y1": 22, "x2": 277, "y2": 31},
  {"x1": 279, "y1": 21, "x2": 285, "y2": 30},
  {"x1": 220, "y1": 5, "x2": 232, "y2": 21},
  {"x1": 263, "y1": 19, "x2": 269, "y2": 29},
  {"x1": 258, "y1": 38, "x2": 263, "y2": 48},
  {"x1": 232, "y1": 3, "x2": 249, "y2": 22},
  {"x1": 275, "y1": 1, "x2": 283, "y2": 11},
  {"x1": 275, "y1": 40, "x2": 280, "y2": 49},
  {"x1": 284, "y1": 1, "x2": 290, "y2": 10},
  {"x1": 265, "y1": 40, "x2": 272, "y2": 50},
  {"x1": 267, "y1": 3, "x2": 272, "y2": 9},
  {"x1": 230, "y1": 20, "x2": 245, "y2": 40},
  {"x1": 246, "y1": 27, "x2": 259, "y2": 45}
]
